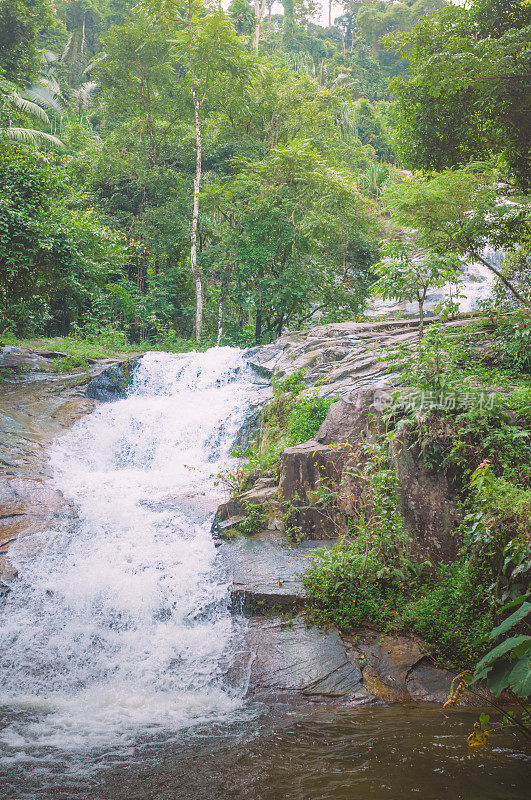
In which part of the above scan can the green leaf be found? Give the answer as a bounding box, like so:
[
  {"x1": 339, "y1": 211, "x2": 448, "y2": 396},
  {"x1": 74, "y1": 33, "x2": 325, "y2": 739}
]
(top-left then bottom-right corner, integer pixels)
[
  {"x1": 505, "y1": 657, "x2": 531, "y2": 699},
  {"x1": 486, "y1": 660, "x2": 514, "y2": 697},
  {"x1": 489, "y1": 603, "x2": 531, "y2": 640},
  {"x1": 500, "y1": 592, "x2": 529, "y2": 611},
  {"x1": 475, "y1": 635, "x2": 531, "y2": 674}
]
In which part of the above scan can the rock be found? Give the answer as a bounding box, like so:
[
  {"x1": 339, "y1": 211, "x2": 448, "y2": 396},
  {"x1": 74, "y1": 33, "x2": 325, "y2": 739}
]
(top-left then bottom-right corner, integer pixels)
[
  {"x1": 232, "y1": 407, "x2": 262, "y2": 452},
  {"x1": 390, "y1": 433, "x2": 459, "y2": 560},
  {"x1": 221, "y1": 531, "x2": 335, "y2": 613},
  {"x1": 405, "y1": 658, "x2": 457, "y2": 704},
  {"x1": 249, "y1": 316, "x2": 479, "y2": 399},
  {"x1": 355, "y1": 634, "x2": 424, "y2": 703},
  {"x1": 285, "y1": 504, "x2": 341, "y2": 539},
  {"x1": 315, "y1": 387, "x2": 388, "y2": 445},
  {"x1": 85, "y1": 357, "x2": 141, "y2": 402},
  {"x1": 0, "y1": 346, "x2": 55, "y2": 372},
  {"x1": 279, "y1": 440, "x2": 343, "y2": 504},
  {"x1": 213, "y1": 485, "x2": 279, "y2": 526},
  {"x1": 238, "y1": 616, "x2": 368, "y2": 701},
  {"x1": 0, "y1": 477, "x2": 74, "y2": 581}
]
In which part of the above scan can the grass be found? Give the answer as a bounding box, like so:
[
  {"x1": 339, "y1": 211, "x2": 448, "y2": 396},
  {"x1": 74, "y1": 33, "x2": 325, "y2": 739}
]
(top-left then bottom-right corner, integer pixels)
[{"x1": 0, "y1": 332, "x2": 209, "y2": 365}]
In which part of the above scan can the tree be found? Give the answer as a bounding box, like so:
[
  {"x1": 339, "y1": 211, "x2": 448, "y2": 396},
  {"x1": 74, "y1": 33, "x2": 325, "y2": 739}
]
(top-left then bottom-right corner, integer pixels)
[
  {"x1": 0, "y1": 144, "x2": 124, "y2": 334},
  {"x1": 228, "y1": 0, "x2": 255, "y2": 37},
  {"x1": 0, "y1": 76, "x2": 64, "y2": 147},
  {"x1": 253, "y1": 0, "x2": 267, "y2": 52},
  {"x1": 203, "y1": 138, "x2": 378, "y2": 343},
  {"x1": 371, "y1": 240, "x2": 459, "y2": 338},
  {"x1": 382, "y1": 165, "x2": 531, "y2": 306},
  {"x1": 386, "y1": 0, "x2": 531, "y2": 190},
  {"x1": 140, "y1": 0, "x2": 252, "y2": 342},
  {"x1": 0, "y1": 0, "x2": 54, "y2": 83}
]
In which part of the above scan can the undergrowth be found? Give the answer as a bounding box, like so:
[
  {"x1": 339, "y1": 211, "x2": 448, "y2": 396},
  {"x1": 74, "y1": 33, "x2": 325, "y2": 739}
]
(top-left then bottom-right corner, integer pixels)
[{"x1": 303, "y1": 314, "x2": 531, "y2": 668}]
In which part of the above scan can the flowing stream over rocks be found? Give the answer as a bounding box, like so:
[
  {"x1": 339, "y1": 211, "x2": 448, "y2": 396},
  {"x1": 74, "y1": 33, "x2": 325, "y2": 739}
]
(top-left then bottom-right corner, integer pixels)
[
  {"x1": 0, "y1": 347, "x2": 529, "y2": 799},
  {"x1": 0, "y1": 349, "x2": 265, "y2": 752}
]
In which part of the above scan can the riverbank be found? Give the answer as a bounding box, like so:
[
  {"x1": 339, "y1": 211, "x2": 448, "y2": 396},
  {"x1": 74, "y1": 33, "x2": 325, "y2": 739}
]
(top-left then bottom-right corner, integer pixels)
[{"x1": 216, "y1": 311, "x2": 530, "y2": 709}]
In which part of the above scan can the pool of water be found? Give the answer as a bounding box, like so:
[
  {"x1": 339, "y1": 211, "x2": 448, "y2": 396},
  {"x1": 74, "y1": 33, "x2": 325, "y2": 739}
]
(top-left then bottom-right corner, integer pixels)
[{"x1": 1, "y1": 705, "x2": 528, "y2": 800}]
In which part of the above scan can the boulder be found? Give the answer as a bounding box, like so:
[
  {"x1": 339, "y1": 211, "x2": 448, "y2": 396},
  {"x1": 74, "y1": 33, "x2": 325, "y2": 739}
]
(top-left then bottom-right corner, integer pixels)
[
  {"x1": 237, "y1": 616, "x2": 368, "y2": 702},
  {"x1": 0, "y1": 346, "x2": 55, "y2": 372},
  {"x1": 315, "y1": 387, "x2": 390, "y2": 445},
  {"x1": 279, "y1": 441, "x2": 343, "y2": 504},
  {"x1": 390, "y1": 433, "x2": 460, "y2": 560},
  {"x1": 85, "y1": 357, "x2": 141, "y2": 402},
  {"x1": 0, "y1": 477, "x2": 74, "y2": 581},
  {"x1": 354, "y1": 633, "x2": 424, "y2": 703},
  {"x1": 213, "y1": 485, "x2": 279, "y2": 526},
  {"x1": 221, "y1": 532, "x2": 336, "y2": 613}
]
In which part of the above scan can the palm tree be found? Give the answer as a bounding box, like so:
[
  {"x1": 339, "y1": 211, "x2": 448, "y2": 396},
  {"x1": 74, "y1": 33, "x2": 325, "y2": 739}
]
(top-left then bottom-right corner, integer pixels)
[{"x1": 0, "y1": 82, "x2": 64, "y2": 148}]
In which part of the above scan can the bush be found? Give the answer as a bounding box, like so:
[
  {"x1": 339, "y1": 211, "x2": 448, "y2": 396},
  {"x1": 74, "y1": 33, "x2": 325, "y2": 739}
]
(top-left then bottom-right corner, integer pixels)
[
  {"x1": 404, "y1": 560, "x2": 494, "y2": 665},
  {"x1": 238, "y1": 503, "x2": 267, "y2": 536},
  {"x1": 286, "y1": 393, "x2": 336, "y2": 445}
]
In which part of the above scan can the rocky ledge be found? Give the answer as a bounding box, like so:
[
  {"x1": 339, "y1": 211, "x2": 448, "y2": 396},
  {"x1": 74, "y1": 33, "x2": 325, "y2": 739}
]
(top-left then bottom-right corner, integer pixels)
[{"x1": 219, "y1": 317, "x2": 495, "y2": 707}]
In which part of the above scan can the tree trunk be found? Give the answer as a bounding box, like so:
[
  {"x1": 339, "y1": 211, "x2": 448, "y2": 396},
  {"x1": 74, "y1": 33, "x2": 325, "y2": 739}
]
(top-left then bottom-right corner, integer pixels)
[
  {"x1": 417, "y1": 287, "x2": 427, "y2": 340},
  {"x1": 470, "y1": 249, "x2": 529, "y2": 306},
  {"x1": 418, "y1": 299, "x2": 424, "y2": 340},
  {"x1": 253, "y1": 0, "x2": 267, "y2": 53},
  {"x1": 191, "y1": 79, "x2": 203, "y2": 343},
  {"x1": 255, "y1": 307, "x2": 262, "y2": 344}
]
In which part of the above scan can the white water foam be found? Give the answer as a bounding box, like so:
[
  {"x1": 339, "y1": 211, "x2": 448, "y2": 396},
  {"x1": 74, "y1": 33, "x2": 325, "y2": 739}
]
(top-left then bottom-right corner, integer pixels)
[{"x1": 0, "y1": 348, "x2": 262, "y2": 752}]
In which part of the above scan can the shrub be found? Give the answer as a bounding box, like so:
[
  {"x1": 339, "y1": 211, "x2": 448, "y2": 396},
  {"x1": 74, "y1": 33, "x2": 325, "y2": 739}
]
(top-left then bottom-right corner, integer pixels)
[
  {"x1": 286, "y1": 393, "x2": 336, "y2": 445},
  {"x1": 238, "y1": 503, "x2": 267, "y2": 536}
]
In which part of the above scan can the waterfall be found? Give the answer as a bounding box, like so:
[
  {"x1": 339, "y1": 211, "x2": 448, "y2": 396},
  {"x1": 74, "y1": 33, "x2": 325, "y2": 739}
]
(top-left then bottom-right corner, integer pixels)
[{"x1": 0, "y1": 348, "x2": 261, "y2": 752}]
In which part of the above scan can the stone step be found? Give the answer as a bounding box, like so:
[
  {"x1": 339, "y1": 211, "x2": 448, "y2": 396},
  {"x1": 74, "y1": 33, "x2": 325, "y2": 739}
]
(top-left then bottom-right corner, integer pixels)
[{"x1": 219, "y1": 531, "x2": 335, "y2": 613}]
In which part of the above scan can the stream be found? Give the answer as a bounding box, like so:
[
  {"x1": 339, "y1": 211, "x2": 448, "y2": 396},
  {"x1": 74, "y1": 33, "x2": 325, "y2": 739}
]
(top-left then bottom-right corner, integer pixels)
[{"x1": 0, "y1": 349, "x2": 528, "y2": 799}]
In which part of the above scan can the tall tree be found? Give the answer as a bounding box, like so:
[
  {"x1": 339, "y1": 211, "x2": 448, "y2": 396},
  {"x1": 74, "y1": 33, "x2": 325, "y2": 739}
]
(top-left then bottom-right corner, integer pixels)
[
  {"x1": 142, "y1": 0, "x2": 252, "y2": 342},
  {"x1": 253, "y1": 0, "x2": 267, "y2": 51}
]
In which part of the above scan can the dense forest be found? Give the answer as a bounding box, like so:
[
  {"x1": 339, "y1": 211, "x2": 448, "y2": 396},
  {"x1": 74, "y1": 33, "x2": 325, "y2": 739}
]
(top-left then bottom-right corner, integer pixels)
[{"x1": 1, "y1": 0, "x2": 528, "y2": 348}]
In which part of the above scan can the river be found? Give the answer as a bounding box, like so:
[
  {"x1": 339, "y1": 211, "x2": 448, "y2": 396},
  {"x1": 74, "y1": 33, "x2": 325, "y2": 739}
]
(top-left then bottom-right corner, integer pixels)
[{"x1": 0, "y1": 349, "x2": 528, "y2": 799}]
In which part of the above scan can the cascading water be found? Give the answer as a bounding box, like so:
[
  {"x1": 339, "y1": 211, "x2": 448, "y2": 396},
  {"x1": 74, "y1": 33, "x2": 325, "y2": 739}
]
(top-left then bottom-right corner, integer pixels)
[{"x1": 0, "y1": 348, "x2": 263, "y2": 754}]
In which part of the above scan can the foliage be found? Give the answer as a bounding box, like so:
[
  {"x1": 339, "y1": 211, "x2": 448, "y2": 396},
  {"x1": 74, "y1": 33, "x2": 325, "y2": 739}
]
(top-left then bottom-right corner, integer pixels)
[
  {"x1": 386, "y1": 0, "x2": 531, "y2": 190},
  {"x1": 285, "y1": 393, "x2": 334, "y2": 444},
  {"x1": 0, "y1": 144, "x2": 125, "y2": 335},
  {"x1": 371, "y1": 241, "x2": 460, "y2": 336},
  {"x1": 238, "y1": 502, "x2": 267, "y2": 536},
  {"x1": 473, "y1": 595, "x2": 531, "y2": 699},
  {"x1": 381, "y1": 164, "x2": 531, "y2": 306}
]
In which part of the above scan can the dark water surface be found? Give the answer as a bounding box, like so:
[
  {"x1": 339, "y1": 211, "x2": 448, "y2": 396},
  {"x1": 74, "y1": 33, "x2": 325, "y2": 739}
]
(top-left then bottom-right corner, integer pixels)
[{"x1": 1, "y1": 705, "x2": 529, "y2": 800}]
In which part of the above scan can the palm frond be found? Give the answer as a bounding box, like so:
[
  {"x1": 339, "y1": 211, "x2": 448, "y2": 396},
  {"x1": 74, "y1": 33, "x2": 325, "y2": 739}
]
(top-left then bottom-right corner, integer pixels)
[
  {"x1": 0, "y1": 127, "x2": 65, "y2": 148},
  {"x1": 72, "y1": 81, "x2": 98, "y2": 108},
  {"x1": 5, "y1": 93, "x2": 50, "y2": 123},
  {"x1": 24, "y1": 83, "x2": 65, "y2": 114},
  {"x1": 82, "y1": 53, "x2": 107, "y2": 75}
]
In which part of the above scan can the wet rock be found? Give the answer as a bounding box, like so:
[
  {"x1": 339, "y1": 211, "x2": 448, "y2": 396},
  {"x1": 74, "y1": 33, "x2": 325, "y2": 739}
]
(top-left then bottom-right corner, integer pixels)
[
  {"x1": 355, "y1": 634, "x2": 424, "y2": 703},
  {"x1": 240, "y1": 616, "x2": 368, "y2": 701},
  {"x1": 0, "y1": 477, "x2": 74, "y2": 581},
  {"x1": 221, "y1": 531, "x2": 334, "y2": 613},
  {"x1": 85, "y1": 357, "x2": 141, "y2": 402},
  {"x1": 405, "y1": 658, "x2": 457, "y2": 704},
  {"x1": 213, "y1": 485, "x2": 280, "y2": 526},
  {"x1": 0, "y1": 346, "x2": 55, "y2": 372},
  {"x1": 233, "y1": 407, "x2": 262, "y2": 452}
]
